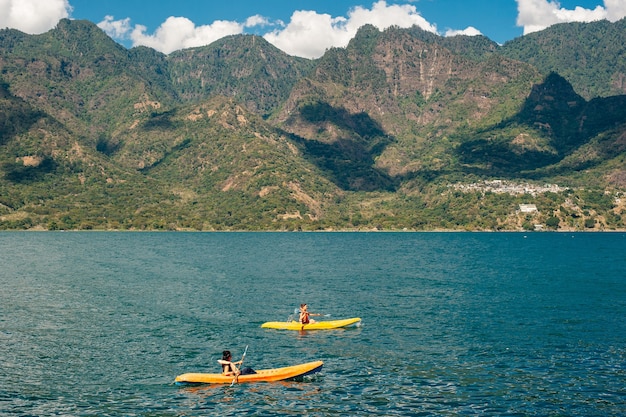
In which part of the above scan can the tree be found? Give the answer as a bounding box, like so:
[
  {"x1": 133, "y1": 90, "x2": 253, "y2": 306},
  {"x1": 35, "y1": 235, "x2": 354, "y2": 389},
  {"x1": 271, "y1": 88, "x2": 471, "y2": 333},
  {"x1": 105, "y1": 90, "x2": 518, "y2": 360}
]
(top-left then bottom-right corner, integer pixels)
[{"x1": 545, "y1": 216, "x2": 560, "y2": 229}]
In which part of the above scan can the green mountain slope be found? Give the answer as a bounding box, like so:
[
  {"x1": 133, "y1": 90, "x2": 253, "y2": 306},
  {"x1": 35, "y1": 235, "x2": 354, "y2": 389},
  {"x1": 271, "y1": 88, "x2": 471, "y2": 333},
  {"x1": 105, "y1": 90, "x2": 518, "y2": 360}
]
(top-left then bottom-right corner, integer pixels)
[
  {"x1": 0, "y1": 76, "x2": 176, "y2": 230},
  {"x1": 167, "y1": 35, "x2": 316, "y2": 117},
  {"x1": 0, "y1": 20, "x2": 178, "y2": 143},
  {"x1": 500, "y1": 18, "x2": 626, "y2": 99},
  {"x1": 457, "y1": 72, "x2": 626, "y2": 178},
  {"x1": 116, "y1": 96, "x2": 343, "y2": 229}
]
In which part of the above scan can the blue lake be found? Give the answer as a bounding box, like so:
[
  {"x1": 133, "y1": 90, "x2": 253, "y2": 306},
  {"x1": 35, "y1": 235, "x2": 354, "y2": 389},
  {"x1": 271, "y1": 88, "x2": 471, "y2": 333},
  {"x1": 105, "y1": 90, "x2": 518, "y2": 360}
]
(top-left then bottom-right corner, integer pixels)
[{"x1": 0, "y1": 232, "x2": 624, "y2": 416}]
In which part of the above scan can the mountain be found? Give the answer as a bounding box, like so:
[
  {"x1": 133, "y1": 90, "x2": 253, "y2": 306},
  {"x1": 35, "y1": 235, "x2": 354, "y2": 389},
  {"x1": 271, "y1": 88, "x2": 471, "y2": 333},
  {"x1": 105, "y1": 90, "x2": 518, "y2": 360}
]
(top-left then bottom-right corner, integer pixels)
[
  {"x1": 0, "y1": 19, "x2": 178, "y2": 145},
  {"x1": 115, "y1": 95, "x2": 343, "y2": 229},
  {"x1": 500, "y1": 18, "x2": 626, "y2": 99},
  {"x1": 457, "y1": 72, "x2": 626, "y2": 176},
  {"x1": 0, "y1": 19, "x2": 624, "y2": 231},
  {"x1": 168, "y1": 35, "x2": 316, "y2": 117},
  {"x1": 274, "y1": 25, "x2": 544, "y2": 188}
]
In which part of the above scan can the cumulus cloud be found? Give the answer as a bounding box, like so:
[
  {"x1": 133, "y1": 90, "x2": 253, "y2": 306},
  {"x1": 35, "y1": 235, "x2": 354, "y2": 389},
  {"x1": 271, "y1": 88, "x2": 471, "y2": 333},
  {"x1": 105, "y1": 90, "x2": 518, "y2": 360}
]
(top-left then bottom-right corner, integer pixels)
[
  {"x1": 516, "y1": 0, "x2": 626, "y2": 35},
  {"x1": 98, "y1": 15, "x2": 131, "y2": 39},
  {"x1": 264, "y1": 0, "x2": 438, "y2": 59},
  {"x1": 98, "y1": 14, "x2": 270, "y2": 55},
  {"x1": 445, "y1": 27, "x2": 483, "y2": 38},
  {"x1": 245, "y1": 15, "x2": 271, "y2": 28},
  {"x1": 604, "y1": 0, "x2": 626, "y2": 19},
  {"x1": 0, "y1": 0, "x2": 71, "y2": 34},
  {"x1": 262, "y1": 11, "x2": 351, "y2": 59},
  {"x1": 97, "y1": 1, "x2": 439, "y2": 58},
  {"x1": 129, "y1": 17, "x2": 244, "y2": 54}
]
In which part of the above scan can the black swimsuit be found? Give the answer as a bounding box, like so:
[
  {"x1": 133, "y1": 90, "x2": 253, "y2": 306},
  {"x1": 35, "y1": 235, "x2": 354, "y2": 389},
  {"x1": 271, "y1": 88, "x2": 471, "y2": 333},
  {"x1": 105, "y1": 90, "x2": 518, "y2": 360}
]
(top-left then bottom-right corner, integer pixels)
[
  {"x1": 301, "y1": 312, "x2": 310, "y2": 324},
  {"x1": 222, "y1": 361, "x2": 235, "y2": 374}
]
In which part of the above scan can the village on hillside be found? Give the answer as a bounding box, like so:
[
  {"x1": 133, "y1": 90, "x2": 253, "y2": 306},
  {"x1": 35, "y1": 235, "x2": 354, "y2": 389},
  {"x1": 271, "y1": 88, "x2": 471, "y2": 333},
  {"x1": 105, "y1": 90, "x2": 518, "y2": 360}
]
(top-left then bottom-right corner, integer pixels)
[{"x1": 449, "y1": 180, "x2": 568, "y2": 196}]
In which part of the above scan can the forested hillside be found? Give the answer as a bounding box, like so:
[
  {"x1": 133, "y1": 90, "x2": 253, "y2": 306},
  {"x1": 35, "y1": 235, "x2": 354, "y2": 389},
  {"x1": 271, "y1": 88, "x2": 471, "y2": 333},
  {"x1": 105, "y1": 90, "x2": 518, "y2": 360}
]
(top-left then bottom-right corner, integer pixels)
[
  {"x1": 500, "y1": 19, "x2": 626, "y2": 99},
  {"x1": 0, "y1": 18, "x2": 624, "y2": 231}
]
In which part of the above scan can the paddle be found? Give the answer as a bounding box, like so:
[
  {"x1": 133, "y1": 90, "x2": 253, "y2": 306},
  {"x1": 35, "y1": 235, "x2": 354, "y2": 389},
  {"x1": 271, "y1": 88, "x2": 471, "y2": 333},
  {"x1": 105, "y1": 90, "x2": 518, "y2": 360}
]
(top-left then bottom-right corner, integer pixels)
[
  {"x1": 230, "y1": 345, "x2": 248, "y2": 386},
  {"x1": 293, "y1": 307, "x2": 331, "y2": 317}
]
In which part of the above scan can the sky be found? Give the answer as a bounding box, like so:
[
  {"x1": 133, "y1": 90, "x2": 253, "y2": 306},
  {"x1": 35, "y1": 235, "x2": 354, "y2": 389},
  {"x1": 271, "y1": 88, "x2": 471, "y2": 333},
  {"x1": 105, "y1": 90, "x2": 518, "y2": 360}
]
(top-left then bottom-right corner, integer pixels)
[{"x1": 1, "y1": 0, "x2": 625, "y2": 59}]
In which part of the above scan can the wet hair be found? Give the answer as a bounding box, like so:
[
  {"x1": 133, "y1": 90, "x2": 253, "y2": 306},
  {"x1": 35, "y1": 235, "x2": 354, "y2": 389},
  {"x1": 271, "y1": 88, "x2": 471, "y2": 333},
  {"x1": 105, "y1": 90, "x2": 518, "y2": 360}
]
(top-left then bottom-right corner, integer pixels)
[{"x1": 222, "y1": 350, "x2": 232, "y2": 360}]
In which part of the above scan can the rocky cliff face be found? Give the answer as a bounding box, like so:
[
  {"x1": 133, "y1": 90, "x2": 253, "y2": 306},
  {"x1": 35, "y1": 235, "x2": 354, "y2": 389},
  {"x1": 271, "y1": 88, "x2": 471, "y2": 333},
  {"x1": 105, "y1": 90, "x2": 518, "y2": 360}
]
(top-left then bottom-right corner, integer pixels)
[{"x1": 274, "y1": 25, "x2": 544, "y2": 182}]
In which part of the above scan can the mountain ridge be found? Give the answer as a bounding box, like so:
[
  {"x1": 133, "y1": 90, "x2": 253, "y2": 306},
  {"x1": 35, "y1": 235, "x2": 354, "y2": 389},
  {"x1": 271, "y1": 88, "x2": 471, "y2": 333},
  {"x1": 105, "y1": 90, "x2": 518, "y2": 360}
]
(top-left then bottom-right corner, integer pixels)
[{"x1": 0, "y1": 18, "x2": 624, "y2": 231}]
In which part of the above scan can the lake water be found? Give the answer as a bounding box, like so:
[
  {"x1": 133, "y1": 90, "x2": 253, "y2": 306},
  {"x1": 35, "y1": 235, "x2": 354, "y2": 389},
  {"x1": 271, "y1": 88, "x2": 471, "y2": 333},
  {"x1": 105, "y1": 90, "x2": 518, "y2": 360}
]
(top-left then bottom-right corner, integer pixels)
[{"x1": 0, "y1": 232, "x2": 624, "y2": 416}]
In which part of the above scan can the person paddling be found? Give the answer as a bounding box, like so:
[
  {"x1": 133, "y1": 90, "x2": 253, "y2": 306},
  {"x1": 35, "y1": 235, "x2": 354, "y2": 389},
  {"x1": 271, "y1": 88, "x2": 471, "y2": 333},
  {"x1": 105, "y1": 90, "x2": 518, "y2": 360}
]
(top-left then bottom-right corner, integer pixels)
[
  {"x1": 218, "y1": 350, "x2": 241, "y2": 377},
  {"x1": 299, "y1": 303, "x2": 321, "y2": 324}
]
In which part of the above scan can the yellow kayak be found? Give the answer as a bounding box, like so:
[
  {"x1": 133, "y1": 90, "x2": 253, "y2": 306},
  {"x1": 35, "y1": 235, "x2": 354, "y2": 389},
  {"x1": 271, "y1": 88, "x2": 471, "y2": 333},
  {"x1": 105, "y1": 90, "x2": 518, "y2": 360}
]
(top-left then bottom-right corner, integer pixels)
[
  {"x1": 175, "y1": 360, "x2": 323, "y2": 385},
  {"x1": 261, "y1": 317, "x2": 361, "y2": 330}
]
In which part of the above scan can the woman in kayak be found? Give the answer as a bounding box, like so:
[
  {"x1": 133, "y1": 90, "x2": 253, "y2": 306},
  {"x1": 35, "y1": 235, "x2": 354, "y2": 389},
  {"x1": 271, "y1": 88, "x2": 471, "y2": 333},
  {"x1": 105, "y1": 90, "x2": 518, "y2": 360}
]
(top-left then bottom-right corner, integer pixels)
[
  {"x1": 218, "y1": 350, "x2": 241, "y2": 377},
  {"x1": 299, "y1": 304, "x2": 321, "y2": 324}
]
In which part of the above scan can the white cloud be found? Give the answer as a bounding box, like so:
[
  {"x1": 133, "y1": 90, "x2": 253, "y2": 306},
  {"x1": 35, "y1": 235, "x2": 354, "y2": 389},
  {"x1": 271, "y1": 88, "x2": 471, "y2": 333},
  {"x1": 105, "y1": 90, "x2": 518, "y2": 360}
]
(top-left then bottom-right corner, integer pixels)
[
  {"x1": 98, "y1": 15, "x2": 131, "y2": 40},
  {"x1": 347, "y1": 0, "x2": 437, "y2": 32},
  {"x1": 98, "y1": 14, "x2": 273, "y2": 55},
  {"x1": 264, "y1": 0, "x2": 438, "y2": 59},
  {"x1": 516, "y1": 0, "x2": 626, "y2": 35},
  {"x1": 604, "y1": 0, "x2": 626, "y2": 20},
  {"x1": 445, "y1": 26, "x2": 483, "y2": 38},
  {"x1": 262, "y1": 11, "x2": 351, "y2": 59},
  {"x1": 0, "y1": 0, "x2": 71, "y2": 34},
  {"x1": 245, "y1": 14, "x2": 271, "y2": 28},
  {"x1": 96, "y1": 1, "x2": 438, "y2": 58},
  {"x1": 129, "y1": 17, "x2": 245, "y2": 54}
]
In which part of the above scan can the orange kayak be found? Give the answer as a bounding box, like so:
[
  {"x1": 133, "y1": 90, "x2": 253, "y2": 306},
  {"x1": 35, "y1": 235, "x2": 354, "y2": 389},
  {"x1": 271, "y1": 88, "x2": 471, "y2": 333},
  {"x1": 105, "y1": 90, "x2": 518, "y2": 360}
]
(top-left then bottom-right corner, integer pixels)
[{"x1": 175, "y1": 360, "x2": 323, "y2": 385}]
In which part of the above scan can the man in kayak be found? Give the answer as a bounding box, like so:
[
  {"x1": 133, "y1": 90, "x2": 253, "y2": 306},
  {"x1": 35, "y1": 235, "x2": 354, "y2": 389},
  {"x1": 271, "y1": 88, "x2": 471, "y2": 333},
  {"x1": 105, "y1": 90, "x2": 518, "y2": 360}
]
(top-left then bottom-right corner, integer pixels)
[
  {"x1": 218, "y1": 350, "x2": 241, "y2": 377},
  {"x1": 299, "y1": 304, "x2": 321, "y2": 324}
]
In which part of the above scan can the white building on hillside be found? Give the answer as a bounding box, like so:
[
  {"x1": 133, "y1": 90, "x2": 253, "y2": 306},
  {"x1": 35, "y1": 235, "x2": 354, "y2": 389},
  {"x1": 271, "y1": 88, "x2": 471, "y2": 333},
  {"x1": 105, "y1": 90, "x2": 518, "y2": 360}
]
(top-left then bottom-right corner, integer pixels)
[{"x1": 519, "y1": 204, "x2": 538, "y2": 213}]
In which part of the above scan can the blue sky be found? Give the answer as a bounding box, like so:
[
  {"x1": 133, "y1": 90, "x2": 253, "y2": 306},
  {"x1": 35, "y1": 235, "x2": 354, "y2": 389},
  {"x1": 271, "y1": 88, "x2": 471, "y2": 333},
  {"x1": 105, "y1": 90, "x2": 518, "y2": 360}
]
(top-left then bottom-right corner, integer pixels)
[{"x1": 1, "y1": 1, "x2": 624, "y2": 58}]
